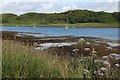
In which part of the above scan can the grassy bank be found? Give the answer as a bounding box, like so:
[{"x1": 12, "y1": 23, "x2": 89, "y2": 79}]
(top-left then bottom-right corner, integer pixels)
[
  {"x1": 2, "y1": 40, "x2": 84, "y2": 78},
  {"x1": 2, "y1": 40, "x2": 120, "y2": 79},
  {"x1": 2, "y1": 23, "x2": 119, "y2": 28}
]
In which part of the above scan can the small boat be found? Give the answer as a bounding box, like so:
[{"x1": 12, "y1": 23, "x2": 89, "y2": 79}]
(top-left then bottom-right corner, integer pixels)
[
  {"x1": 33, "y1": 22, "x2": 36, "y2": 28},
  {"x1": 65, "y1": 27, "x2": 69, "y2": 30},
  {"x1": 33, "y1": 25, "x2": 36, "y2": 28}
]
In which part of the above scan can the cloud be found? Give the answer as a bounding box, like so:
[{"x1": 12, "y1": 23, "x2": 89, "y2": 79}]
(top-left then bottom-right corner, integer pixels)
[
  {"x1": 41, "y1": 3, "x2": 53, "y2": 10},
  {"x1": 0, "y1": 2, "x2": 118, "y2": 15},
  {"x1": 78, "y1": 2, "x2": 118, "y2": 12},
  {"x1": 62, "y1": 2, "x2": 118, "y2": 12},
  {"x1": 1, "y1": 0, "x2": 119, "y2": 2}
]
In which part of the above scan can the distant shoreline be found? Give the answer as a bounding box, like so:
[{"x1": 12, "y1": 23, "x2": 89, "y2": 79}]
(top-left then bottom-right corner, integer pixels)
[{"x1": 1, "y1": 23, "x2": 119, "y2": 28}]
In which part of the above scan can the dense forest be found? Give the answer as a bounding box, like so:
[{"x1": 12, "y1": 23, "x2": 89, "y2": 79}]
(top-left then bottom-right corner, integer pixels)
[{"x1": 1, "y1": 9, "x2": 120, "y2": 24}]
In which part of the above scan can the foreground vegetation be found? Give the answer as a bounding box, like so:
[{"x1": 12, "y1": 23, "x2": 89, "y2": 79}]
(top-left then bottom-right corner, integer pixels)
[
  {"x1": 2, "y1": 40, "x2": 84, "y2": 78},
  {"x1": 2, "y1": 40, "x2": 120, "y2": 79},
  {"x1": 1, "y1": 9, "x2": 119, "y2": 28}
]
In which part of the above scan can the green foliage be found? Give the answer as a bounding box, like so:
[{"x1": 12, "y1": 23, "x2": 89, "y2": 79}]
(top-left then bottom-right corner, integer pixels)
[
  {"x1": 2, "y1": 13, "x2": 17, "y2": 23},
  {"x1": 112, "y1": 12, "x2": 120, "y2": 22},
  {"x1": 2, "y1": 40, "x2": 83, "y2": 78},
  {"x1": 2, "y1": 40, "x2": 120, "y2": 79},
  {"x1": 1, "y1": 9, "x2": 119, "y2": 24}
]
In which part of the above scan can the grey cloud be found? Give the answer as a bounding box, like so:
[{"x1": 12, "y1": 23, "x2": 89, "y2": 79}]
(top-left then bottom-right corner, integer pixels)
[{"x1": 1, "y1": 2, "x2": 118, "y2": 15}]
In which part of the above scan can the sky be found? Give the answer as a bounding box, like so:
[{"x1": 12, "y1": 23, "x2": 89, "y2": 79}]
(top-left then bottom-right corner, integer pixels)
[{"x1": 0, "y1": 0, "x2": 119, "y2": 15}]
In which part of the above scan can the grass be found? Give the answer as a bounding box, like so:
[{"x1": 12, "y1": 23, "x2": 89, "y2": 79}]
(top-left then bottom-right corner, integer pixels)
[
  {"x1": 2, "y1": 40, "x2": 84, "y2": 78},
  {"x1": 2, "y1": 40, "x2": 120, "y2": 79},
  {"x1": 2, "y1": 23, "x2": 119, "y2": 28}
]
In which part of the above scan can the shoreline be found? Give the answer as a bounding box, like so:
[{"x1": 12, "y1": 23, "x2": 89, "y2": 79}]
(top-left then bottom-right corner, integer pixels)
[
  {"x1": 2, "y1": 31, "x2": 119, "y2": 41},
  {"x1": 1, "y1": 23, "x2": 119, "y2": 28},
  {"x1": 2, "y1": 31, "x2": 120, "y2": 57}
]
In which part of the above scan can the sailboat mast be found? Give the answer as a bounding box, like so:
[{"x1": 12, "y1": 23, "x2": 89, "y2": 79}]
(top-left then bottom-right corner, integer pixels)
[{"x1": 33, "y1": 22, "x2": 36, "y2": 28}]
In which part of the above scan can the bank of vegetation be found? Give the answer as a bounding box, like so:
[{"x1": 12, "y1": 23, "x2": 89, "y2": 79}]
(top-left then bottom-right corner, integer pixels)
[
  {"x1": 1, "y1": 9, "x2": 119, "y2": 27},
  {"x1": 2, "y1": 40, "x2": 120, "y2": 79}
]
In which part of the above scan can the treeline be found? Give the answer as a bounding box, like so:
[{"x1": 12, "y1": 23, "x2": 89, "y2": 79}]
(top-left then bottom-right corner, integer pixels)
[{"x1": 1, "y1": 9, "x2": 120, "y2": 24}]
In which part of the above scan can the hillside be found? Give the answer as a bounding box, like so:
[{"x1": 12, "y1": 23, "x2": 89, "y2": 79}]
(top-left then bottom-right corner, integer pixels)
[{"x1": 1, "y1": 9, "x2": 120, "y2": 27}]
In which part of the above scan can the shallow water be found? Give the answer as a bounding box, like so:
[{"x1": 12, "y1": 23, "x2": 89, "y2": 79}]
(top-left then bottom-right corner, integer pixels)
[
  {"x1": 1, "y1": 26, "x2": 119, "y2": 40},
  {"x1": 34, "y1": 42, "x2": 78, "y2": 50}
]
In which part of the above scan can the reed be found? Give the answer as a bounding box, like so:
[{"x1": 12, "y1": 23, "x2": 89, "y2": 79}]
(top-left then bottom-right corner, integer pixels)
[
  {"x1": 2, "y1": 40, "x2": 84, "y2": 78},
  {"x1": 2, "y1": 40, "x2": 120, "y2": 79}
]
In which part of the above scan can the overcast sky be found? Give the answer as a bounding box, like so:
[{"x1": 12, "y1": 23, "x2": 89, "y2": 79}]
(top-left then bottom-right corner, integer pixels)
[{"x1": 0, "y1": 0, "x2": 119, "y2": 15}]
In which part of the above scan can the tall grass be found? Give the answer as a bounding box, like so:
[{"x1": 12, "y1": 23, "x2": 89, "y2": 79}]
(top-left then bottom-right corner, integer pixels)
[
  {"x1": 2, "y1": 40, "x2": 120, "y2": 79},
  {"x1": 2, "y1": 40, "x2": 84, "y2": 78},
  {"x1": 0, "y1": 38, "x2": 2, "y2": 79}
]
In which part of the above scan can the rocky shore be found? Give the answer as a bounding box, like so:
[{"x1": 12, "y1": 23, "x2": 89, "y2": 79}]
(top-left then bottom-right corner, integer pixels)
[{"x1": 2, "y1": 31, "x2": 120, "y2": 58}]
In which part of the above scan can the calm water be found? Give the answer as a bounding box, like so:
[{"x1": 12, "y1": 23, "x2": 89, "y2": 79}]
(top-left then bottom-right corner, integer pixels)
[{"x1": 1, "y1": 26, "x2": 119, "y2": 40}]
